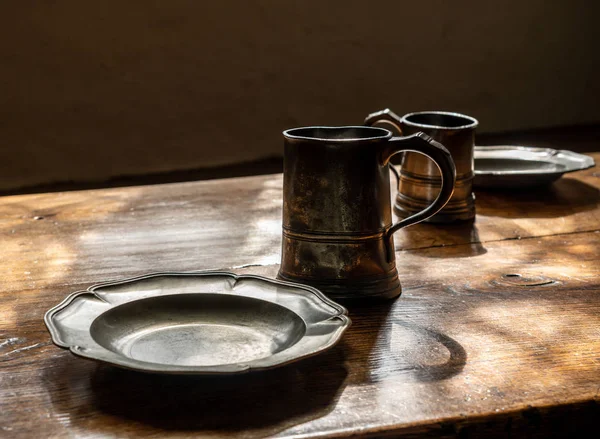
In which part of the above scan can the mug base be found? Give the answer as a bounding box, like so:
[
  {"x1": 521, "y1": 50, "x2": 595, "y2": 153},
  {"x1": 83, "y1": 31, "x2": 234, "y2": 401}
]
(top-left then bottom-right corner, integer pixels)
[{"x1": 276, "y1": 271, "x2": 401, "y2": 301}]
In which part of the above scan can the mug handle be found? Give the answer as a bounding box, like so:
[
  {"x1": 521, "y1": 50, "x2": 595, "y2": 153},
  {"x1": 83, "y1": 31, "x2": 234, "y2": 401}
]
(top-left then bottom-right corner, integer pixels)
[
  {"x1": 366, "y1": 110, "x2": 456, "y2": 260},
  {"x1": 365, "y1": 108, "x2": 404, "y2": 135},
  {"x1": 365, "y1": 108, "x2": 403, "y2": 186}
]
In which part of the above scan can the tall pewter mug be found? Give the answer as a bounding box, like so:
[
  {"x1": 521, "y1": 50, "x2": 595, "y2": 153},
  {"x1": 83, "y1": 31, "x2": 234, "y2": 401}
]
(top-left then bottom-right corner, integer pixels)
[
  {"x1": 277, "y1": 126, "x2": 456, "y2": 300},
  {"x1": 366, "y1": 109, "x2": 478, "y2": 223}
]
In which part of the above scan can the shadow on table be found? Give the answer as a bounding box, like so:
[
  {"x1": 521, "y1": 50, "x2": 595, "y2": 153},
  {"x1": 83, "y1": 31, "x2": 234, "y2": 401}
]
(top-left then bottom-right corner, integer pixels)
[
  {"x1": 343, "y1": 299, "x2": 467, "y2": 384},
  {"x1": 389, "y1": 319, "x2": 468, "y2": 382},
  {"x1": 476, "y1": 178, "x2": 599, "y2": 219},
  {"x1": 45, "y1": 347, "x2": 348, "y2": 435},
  {"x1": 397, "y1": 221, "x2": 487, "y2": 258}
]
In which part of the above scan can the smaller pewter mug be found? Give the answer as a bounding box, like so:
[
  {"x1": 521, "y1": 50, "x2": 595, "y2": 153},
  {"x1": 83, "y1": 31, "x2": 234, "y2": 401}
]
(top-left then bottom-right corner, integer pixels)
[
  {"x1": 365, "y1": 109, "x2": 478, "y2": 223},
  {"x1": 277, "y1": 126, "x2": 456, "y2": 300}
]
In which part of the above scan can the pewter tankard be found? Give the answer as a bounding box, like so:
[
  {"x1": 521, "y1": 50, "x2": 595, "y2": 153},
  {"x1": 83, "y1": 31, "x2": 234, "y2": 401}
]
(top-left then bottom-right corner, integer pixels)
[
  {"x1": 366, "y1": 109, "x2": 478, "y2": 222},
  {"x1": 277, "y1": 126, "x2": 456, "y2": 300}
]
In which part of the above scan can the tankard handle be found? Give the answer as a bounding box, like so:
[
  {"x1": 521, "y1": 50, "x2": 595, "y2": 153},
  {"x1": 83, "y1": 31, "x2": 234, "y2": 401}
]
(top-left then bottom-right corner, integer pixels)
[
  {"x1": 365, "y1": 108, "x2": 403, "y2": 186},
  {"x1": 381, "y1": 133, "x2": 456, "y2": 231},
  {"x1": 366, "y1": 110, "x2": 456, "y2": 260},
  {"x1": 365, "y1": 108, "x2": 404, "y2": 135}
]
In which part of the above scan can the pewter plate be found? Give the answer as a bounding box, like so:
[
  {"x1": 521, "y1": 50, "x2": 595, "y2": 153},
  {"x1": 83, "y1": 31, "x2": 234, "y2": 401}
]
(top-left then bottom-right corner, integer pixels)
[
  {"x1": 44, "y1": 272, "x2": 350, "y2": 374},
  {"x1": 474, "y1": 146, "x2": 595, "y2": 189}
]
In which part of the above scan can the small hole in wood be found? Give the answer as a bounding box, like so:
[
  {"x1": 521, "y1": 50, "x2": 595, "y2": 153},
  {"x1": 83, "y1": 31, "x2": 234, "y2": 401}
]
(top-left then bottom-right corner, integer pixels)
[
  {"x1": 504, "y1": 273, "x2": 521, "y2": 278},
  {"x1": 33, "y1": 216, "x2": 44, "y2": 220}
]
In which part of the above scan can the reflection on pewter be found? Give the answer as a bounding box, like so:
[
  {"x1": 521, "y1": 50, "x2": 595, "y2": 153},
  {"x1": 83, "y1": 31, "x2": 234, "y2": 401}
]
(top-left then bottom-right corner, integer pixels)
[{"x1": 90, "y1": 294, "x2": 306, "y2": 367}]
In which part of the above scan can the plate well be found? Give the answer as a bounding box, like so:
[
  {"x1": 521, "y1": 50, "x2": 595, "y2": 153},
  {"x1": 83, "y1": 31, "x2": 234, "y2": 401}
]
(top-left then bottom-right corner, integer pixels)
[{"x1": 90, "y1": 293, "x2": 306, "y2": 367}]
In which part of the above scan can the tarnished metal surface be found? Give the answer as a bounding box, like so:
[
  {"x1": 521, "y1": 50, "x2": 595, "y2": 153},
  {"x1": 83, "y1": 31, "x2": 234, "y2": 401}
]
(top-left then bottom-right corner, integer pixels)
[
  {"x1": 474, "y1": 145, "x2": 595, "y2": 189},
  {"x1": 366, "y1": 109, "x2": 477, "y2": 223},
  {"x1": 44, "y1": 272, "x2": 350, "y2": 374},
  {"x1": 278, "y1": 126, "x2": 456, "y2": 300}
]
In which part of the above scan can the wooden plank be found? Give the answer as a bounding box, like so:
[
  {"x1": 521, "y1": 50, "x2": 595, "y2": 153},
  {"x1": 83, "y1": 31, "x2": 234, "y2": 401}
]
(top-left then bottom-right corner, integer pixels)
[
  {"x1": 1, "y1": 231, "x2": 599, "y2": 438},
  {"x1": 0, "y1": 154, "x2": 598, "y2": 297},
  {"x1": 0, "y1": 176, "x2": 284, "y2": 294}
]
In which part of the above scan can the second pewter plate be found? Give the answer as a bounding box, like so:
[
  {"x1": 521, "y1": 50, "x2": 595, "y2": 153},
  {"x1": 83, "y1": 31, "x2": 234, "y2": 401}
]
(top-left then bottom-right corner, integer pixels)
[
  {"x1": 474, "y1": 145, "x2": 595, "y2": 189},
  {"x1": 44, "y1": 272, "x2": 350, "y2": 374}
]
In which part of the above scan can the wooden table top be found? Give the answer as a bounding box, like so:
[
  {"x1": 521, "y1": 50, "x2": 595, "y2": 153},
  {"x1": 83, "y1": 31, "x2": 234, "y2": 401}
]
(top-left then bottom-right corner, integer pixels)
[{"x1": 1, "y1": 153, "x2": 599, "y2": 438}]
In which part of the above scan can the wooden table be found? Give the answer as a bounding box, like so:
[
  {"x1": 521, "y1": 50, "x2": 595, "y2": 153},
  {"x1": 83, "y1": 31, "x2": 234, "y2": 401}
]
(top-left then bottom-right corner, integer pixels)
[{"x1": 1, "y1": 154, "x2": 599, "y2": 438}]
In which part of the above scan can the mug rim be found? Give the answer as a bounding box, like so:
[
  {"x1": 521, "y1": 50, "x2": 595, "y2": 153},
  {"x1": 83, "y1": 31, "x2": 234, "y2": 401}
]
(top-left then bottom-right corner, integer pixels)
[
  {"x1": 284, "y1": 126, "x2": 392, "y2": 143},
  {"x1": 401, "y1": 111, "x2": 478, "y2": 130}
]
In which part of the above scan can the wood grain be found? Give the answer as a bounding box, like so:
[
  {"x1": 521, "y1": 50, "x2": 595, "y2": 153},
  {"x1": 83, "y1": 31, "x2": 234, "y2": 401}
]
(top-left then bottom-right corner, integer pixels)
[
  {"x1": 1, "y1": 154, "x2": 597, "y2": 294},
  {"x1": 0, "y1": 154, "x2": 599, "y2": 438}
]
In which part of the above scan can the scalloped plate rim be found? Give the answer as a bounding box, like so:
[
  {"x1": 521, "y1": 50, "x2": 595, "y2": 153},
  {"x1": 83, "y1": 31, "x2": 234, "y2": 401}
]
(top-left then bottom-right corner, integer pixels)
[{"x1": 44, "y1": 271, "x2": 351, "y2": 375}]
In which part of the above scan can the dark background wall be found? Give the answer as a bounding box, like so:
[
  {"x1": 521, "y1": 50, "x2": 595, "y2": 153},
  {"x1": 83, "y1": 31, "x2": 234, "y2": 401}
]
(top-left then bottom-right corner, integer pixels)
[{"x1": 1, "y1": 1, "x2": 599, "y2": 191}]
